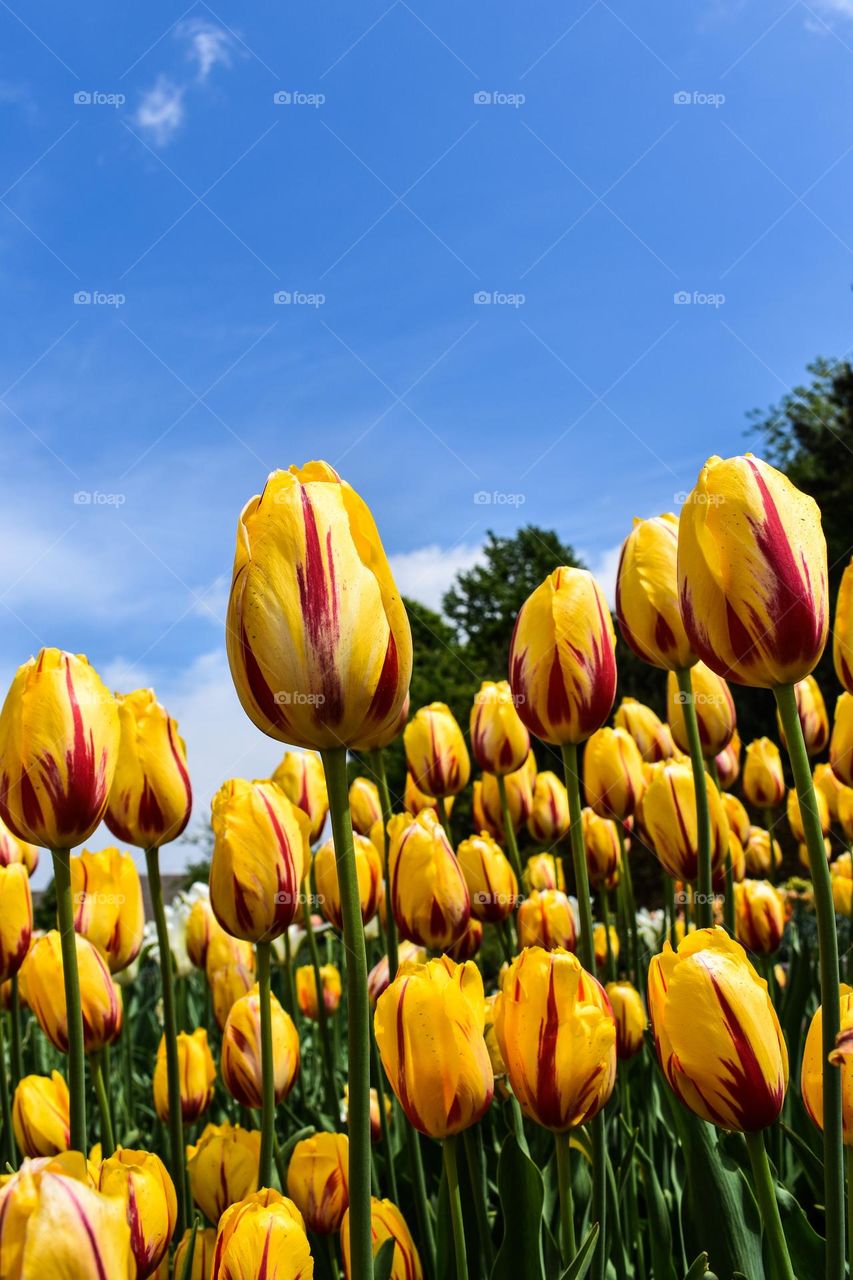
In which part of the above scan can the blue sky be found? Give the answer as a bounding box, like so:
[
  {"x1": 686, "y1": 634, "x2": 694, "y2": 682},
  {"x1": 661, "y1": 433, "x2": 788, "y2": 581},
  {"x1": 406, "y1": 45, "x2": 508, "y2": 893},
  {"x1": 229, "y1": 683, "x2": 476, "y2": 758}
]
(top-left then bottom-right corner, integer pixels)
[{"x1": 3, "y1": 0, "x2": 853, "y2": 875}]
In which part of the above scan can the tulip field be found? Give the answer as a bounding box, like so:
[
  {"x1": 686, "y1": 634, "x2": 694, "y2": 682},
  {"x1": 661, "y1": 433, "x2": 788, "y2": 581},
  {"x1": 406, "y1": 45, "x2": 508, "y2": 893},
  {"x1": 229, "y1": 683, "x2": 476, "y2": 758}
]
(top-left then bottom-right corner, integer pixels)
[{"x1": 4, "y1": 451, "x2": 853, "y2": 1280}]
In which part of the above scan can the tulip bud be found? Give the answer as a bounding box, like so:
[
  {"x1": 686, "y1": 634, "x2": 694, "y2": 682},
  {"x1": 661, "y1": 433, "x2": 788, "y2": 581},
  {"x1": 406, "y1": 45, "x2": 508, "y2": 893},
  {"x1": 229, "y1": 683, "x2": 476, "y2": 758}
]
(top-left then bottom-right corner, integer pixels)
[
  {"x1": 375, "y1": 955, "x2": 494, "y2": 1137},
  {"x1": 153, "y1": 1028, "x2": 215, "y2": 1125},
  {"x1": 210, "y1": 964, "x2": 255, "y2": 1032},
  {"x1": 341, "y1": 1197, "x2": 424, "y2": 1280},
  {"x1": 205, "y1": 931, "x2": 255, "y2": 985},
  {"x1": 744, "y1": 826, "x2": 782, "y2": 879},
  {"x1": 348, "y1": 776, "x2": 383, "y2": 835},
  {"x1": 787, "y1": 786, "x2": 829, "y2": 844},
  {"x1": 210, "y1": 778, "x2": 309, "y2": 943},
  {"x1": 648, "y1": 926, "x2": 788, "y2": 1130},
  {"x1": 295, "y1": 963, "x2": 342, "y2": 1020},
  {"x1": 105, "y1": 689, "x2": 191, "y2": 848},
  {"x1": 403, "y1": 703, "x2": 470, "y2": 798},
  {"x1": 479, "y1": 751, "x2": 537, "y2": 838},
  {"x1": 831, "y1": 692, "x2": 853, "y2": 788},
  {"x1": 226, "y1": 461, "x2": 412, "y2": 750},
  {"x1": 802, "y1": 986, "x2": 853, "y2": 1142},
  {"x1": 314, "y1": 832, "x2": 384, "y2": 930},
  {"x1": 386, "y1": 809, "x2": 470, "y2": 950},
  {"x1": 517, "y1": 889, "x2": 577, "y2": 951},
  {"x1": 833, "y1": 858, "x2": 853, "y2": 915},
  {"x1": 187, "y1": 1122, "x2": 261, "y2": 1226},
  {"x1": 582, "y1": 727, "x2": 644, "y2": 823},
  {"x1": 509, "y1": 568, "x2": 617, "y2": 745},
  {"x1": 728, "y1": 832, "x2": 746, "y2": 884},
  {"x1": 838, "y1": 788, "x2": 853, "y2": 843},
  {"x1": 222, "y1": 985, "x2": 299, "y2": 1109},
  {"x1": 594, "y1": 923, "x2": 620, "y2": 972},
  {"x1": 341, "y1": 1084, "x2": 391, "y2": 1143},
  {"x1": 186, "y1": 896, "x2": 224, "y2": 971},
  {"x1": 835, "y1": 558, "x2": 853, "y2": 693},
  {"x1": 23, "y1": 930, "x2": 121, "y2": 1054},
  {"x1": 173, "y1": 1226, "x2": 217, "y2": 1280},
  {"x1": 615, "y1": 513, "x2": 695, "y2": 670},
  {"x1": 715, "y1": 728, "x2": 741, "y2": 790},
  {"x1": 456, "y1": 832, "x2": 518, "y2": 923},
  {"x1": 734, "y1": 880, "x2": 785, "y2": 956},
  {"x1": 614, "y1": 697, "x2": 675, "y2": 762},
  {"x1": 742, "y1": 738, "x2": 785, "y2": 808},
  {"x1": 403, "y1": 770, "x2": 454, "y2": 819},
  {"x1": 605, "y1": 981, "x2": 646, "y2": 1058},
  {"x1": 815, "y1": 762, "x2": 844, "y2": 822},
  {"x1": 667, "y1": 663, "x2": 736, "y2": 759},
  {"x1": 12, "y1": 1071, "x2": 70, "y2": 1157},
  {"x1": 271, "y1": 749, "x2": 328, "y2": 842},
  {"x1": 0, "y1": 863, "x2": 32, "y2": 983},
  {"x1": 721, "y1": 792, "x2": 750, "y2": 845},
  {"x1": 775, "y1": 674, "x2": 829, "y2": 758},
  {"x1": 98, "y1": 1148, "x2": 177, "y2": 1279},
  {"x1": 526, "y1": 770, "x2": 569, "y2": 842},
  {"x1": 285, "y1": 1131, "x2": 349, "y2": 1233},
  {"x1": 470, "y1": 680, "x2": 530, "y2": 776},
  {"x1": 446, "y1": 916, "x2": 484, "y2": 962},
  {"x1": 581, "y1": 808, "x2": 620, "y2": 890},
  {"x1": 70, "y1": 846, "x2": 144, "y2": 974},
  {"x1": 0, "y1": 815, "x2": 39, "y2": 875},
  {"x1": 642, "y1": 761, "x2": 729, "y2": 885},
  {"x1": 212, "y1": 1188, "x2": 311, "y2": 1279},
  {"x1": 524, "y1": 850, "x2": 565, "y2": 893},
  {"x1": 799, "y1": 836, "x2": 832, "y2": 872}
]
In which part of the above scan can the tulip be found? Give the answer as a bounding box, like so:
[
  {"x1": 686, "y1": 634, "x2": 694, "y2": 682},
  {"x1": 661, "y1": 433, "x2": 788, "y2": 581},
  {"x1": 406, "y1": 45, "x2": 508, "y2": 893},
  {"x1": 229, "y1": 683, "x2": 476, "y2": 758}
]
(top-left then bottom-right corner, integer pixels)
[
  {"x1": 614, "y1": 697, "x2": 675, "y2": 762},
  {"x1": 605, "y1": 981, "x2": 646, "y2": 1058},
  {"x1": 667, "y1": 662, "x2": 736, "y2": 759},
  {"x1": 70, "y1": 846, "x2": 144, "y2": 974},
  {"x1": 456, "y1": 832, "x2": 518, "y2": 923},
  {"x1": 403, "y1": 770, "x2": 454, "y2": 819},
  {"x1": 349, "y1": 776, "x2": 383, "y2": 835},
  {"x1": 815, "y1": 762, "x2": 844, "y2": 822},
  {"x1": 98, "y1": 1148, "x2": 177, "y2": 1279},
  {"x1": 775, "y1": 674, "x2": 829, "y2": 757},
  {"x1": 727, "y1": 832, "x2": 746, "y2": 885},
  {"x1": 12, "y1": 1071, "x2": 69, "y2": 1157},
  {"x1": 479, "y1": 750, "x2": 537, "y2": 840},
  {"x1": 23, "y1": 930, "x2": 122, "y2": 1054},
  {"x1": 0, "y1": 863, "x2": 32, "y2": 983},
  {"x1": 386, "y1": 809, "x2": 470, "y2": 950},
  {"x1": 105, "y1": 689, "x2": 191, "y2": 848},
  {"x1": 788, "y1": 786, "x2": 829, "y2": 843},
  {"x1": 342, "y1": 1085, "x2": 391, "y2": 1143},
  {"x1": 839, "y1": 787, "x2": 853, "y2": 843},
  {"x1": 153, "y1": 1028, "x2": 216, "y2": 1125},
  {"x1": 715, "y1": 728, "x2": 741, "y2": 790},
  {"x1": 525, "y1": 851, "x2": 565, "y2": 893},
  {"x1": 744, "y1": 826, "x2": 782, "y2": 879},
  {"x1": 743, "y1": 737, "x2": 786, "y2": 809},
  {"x1": 367, "y1": 943, "x2": 425, "y2": 1005},
  {"x1": 581, "y1": 808, "x2": 620, "y2": 890},
  {"x1": 341, "y1": 1198, "x2": 424, "y2": 1280},
  {"x1": 205, "y1": 931, "x2": 255, "y2": 984},
  {"x1": 211, "y1": 1188, "x2": 311, "y2": 1279},
  {"x1": 832, "y1": 861, "x2": 853, "y2": 916},
  {"x1": 470, "y1": 679, "x2": 530, "y2": 776},
  {"x1": 799, "y1": 837, "x2": 832, "y2": 873},
  {"x1": 471, "y1": 780, "x2": 500, "y2": 841},
  {"x1": 403, "y1": 702, "x2": 470, "y2": 799},
  {"x1": 314, "y1": 833, "x2": 384, "y2": 929},
  {"x1": 527, "y1": 770, "x2": 570, "y2": 842},
  {"x1": 803, "y1": 987, "x2": 853, "y2": 1143},
  {"x1": 722, "y1": 792, "x2": 751, "y2": 845},
  {"x1": 296, "y1": 962, "x2": 342, "y2": 1019},
  {"x1": 517, "y1": 889, "x2": 577, "y2": 952},
  {"x1": 0, "y1": 1151, "x2": 134, "y2": 1278},
  {"x1": 222, "y1": 985, "x2": 300, "y2": 1109},
  {"x1": 836, "y1": 557, "x2": 853, "y2": 693},
  {"x1": 0, "y1": 815, "x2": 39, "y2": 875},
  {"x1": 210, "y1": 963, "x2": 255, "y2": 1032},
  {"x1": 286, "y1": 1131, "x2": 349, "y2": 1233},
  {"x1": 831, "y1": 692, "x2": 853, "y2": 789},
  {"x1": 447, "y1": 917, "x2": 484, "y2": 962},
  {"x1": 173, "y1": 1226, "x2": 217, "y2": 1280},
  {"x1": 187, "y1": 1123, "x2": 261, "y2": 1226},
  {"x1": 641, "y1": 761, "x2": 729, "y2": 886},
  {"x1": 271, "y1": 749, "x2": 328, "y2": 842},
  {"x1": 582, "y1": 727, "x2": 645, "y2": 821},
  {"x1": 186, "y1": 896, "x2": 224, "y2": 971},
  {"x1": 375, "y1": 956, "x2": 494, "y2": 1138},
  {"x1": 615, "y1": 512, "x2": 694, "y2": 670},
  {"x1": 734, "y1": 880, "x2": 785, "y2": 955},
  {"x1": 594, "y1": 923, "x2": 620, "y2": 974}
]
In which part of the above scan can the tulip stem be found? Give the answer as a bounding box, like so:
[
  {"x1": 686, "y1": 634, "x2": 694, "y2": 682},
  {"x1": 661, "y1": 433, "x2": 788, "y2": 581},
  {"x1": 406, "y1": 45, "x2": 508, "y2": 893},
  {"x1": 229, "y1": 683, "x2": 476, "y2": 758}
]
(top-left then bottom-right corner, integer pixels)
[
  {"x1": 145, "y1": 846, "x2": 186, "y2": 1236},
  {"x1": 745, "y1": 1129, "x2": 795, "y2": 1280},
  {"x1": 0, "y1": 1014, "x2": 13, "y2": 1168},
  {"x1": 51, "y1": 848, "x2": 87, "y2": 1154},
  {"x1": 301, "y1": 886, "x2": 339, "y2": 1122},
  {"x1": 555, "y1": 1130, "x2": 576, "y2": 1265},
  {"x1": 464, "y1": 1125, "x2": 495, "y2": 1270},
  {"x1": 443, "y1": 1135, "x2": 468, "y2": 1280},
  {"x1": 436, "y1": 795, "x2": 452, "y2": 841},
  {"x1": 674, "y1": 669, "x2": 713, "y2": 928},
  {"x1": 321, "y1": 747, "x2": 373, "y2": 1280},
  {"x1": 616, "y1": 823, "x2": 641, "y2": 991},
  {"x1": 9, "y1": 977, "x2": 22, "y2": 1087},
  {"x1": 256, "y1": 940, "x2": 275, "y2": 1189},
  {"x1": 496, "y1": 774, "x2": 524, "y2": 886},
  {"x1": 599, "y1": 890, "x2": 615, "y2": 981},
  {"x1": 90, "y1": 1051, "x2": 115, "y2": 1155},
  {"x1": 775, "y1": 684, "x2": 844, "y2": 1279},
  {"x1": 369, "y1": 749, "x2": 399, "y2": 979}
]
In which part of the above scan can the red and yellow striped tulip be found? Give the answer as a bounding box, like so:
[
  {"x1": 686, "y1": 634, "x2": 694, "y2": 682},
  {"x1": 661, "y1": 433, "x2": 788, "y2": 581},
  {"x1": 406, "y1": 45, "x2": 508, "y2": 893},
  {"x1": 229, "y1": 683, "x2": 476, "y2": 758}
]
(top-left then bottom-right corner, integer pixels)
[
  {"x1": 734, "y1": 880, "x2": 785, "y2": 955},
  {"x1": 98, "y1": 1148, "x2": 177, "y2": 1279},
  {"x1": 173, "y1": 1227, "x2": 217, "y2": 1280},
  {"x1": 222, "y1": 985, "x2": 299, "y2": 1109},
  {"x1": 70, "y1": 846, "x2": 144, "y2": 974},
  {"x1": 367, "y1": 943, "x2": 425, "y2": 1006},
  {"x1": 0, "y1": 815, "x2": 39, "y2": 875},
  {"x1": 721, "y1": 792, "x2": 751, "y2": 845},
  {"x1": 616, "y1": 513, "x2": 695, "y2": 671},
  {"x1": 642, "y1": 761, "x2": 729, "y2": 885},
  {"x1": 614, "y1": 697, "x2": 676, "y2": 762},
  {"x1": 744, "y1": 826, "x2": 782, "y2": 879},
  {"x1": 186, "y1": 896, "x2": 224, "y2": 971},
  {"x1": 403, "y1": 703, "x2": 470, "y2": 798},
  {"x1": 341, "y1": 1198, "x2": 424, "y2": 1280},
  {"x1": 12, "y1": 1072, "x2": 70, "y2": 1158},
  {"x1": 447, "y1": 917, "x2": 484, "y2": 962},
  {"x1": 667, "y1": 662, "x2": 736, "y2": 759},
  {"x1": 348, "y1": 776, "x2": 383, "y2": 835},
  {"x1": 470, "y1": 679, "x2": 530, "y2": 776},
  {"x1": 517, "y1": 889, "x2": 577, "y2": 952},
  {"x1": 479, "y1": 750, "x2": 537, "y2": 838},
  {"x1": 814, "y1": 762, "x2": 844, "y2": 823},
  {"x1": 834, "y1": 557, "x2": 853, "y2": 694},
  {"x1": 605, "y1": 981, "x2": 646, "y2": 1059},
  {"x1": 802, "y1": 986, "x2": 853, "y2": 1143},
  {"x1": 271, "y1": 750, "x2": 328, "y2": 843},
  {"x1": 456, "y1": 832, "x2": 518, "y2": 923},
  {"x1": 583, "y1": 726, "x2": 644, "y2": 821},
  {"x1": 775, "y1": 674, "x2": 829, "y2": 757},
  {"x1": 526, "y1": 770, "x2": 570, "y2": 842},
  {"x1": 581, "y1": 808, "x2": 620, "y2": 890},
  {"x1": 204, "y1": 929, "x2": 255, "y2": 985},
  {"x1": 23, "y1": 930, "x2": 121, "y2": 1054},
  {"x1": 153, "y1": 1028, "x2": 215, "y2": 1125},
  {"x1": 403, "y1": 770, "x2": 454, "y2": 820},
  {"x1": 286, "y1": 1131, "x2": 349, "y2": 1234},
  {"x1": 386, "y1": 809, "x2": 470, "y2": 950},
  {"x1": 0, "y1": 863, "x2": 31, "y2": 983},
  {"x1": 211, "y1": 1188, "x2": 311, "y2": 1279},
  {"x1": 105, "y1": 689, "x2": 191, "y2": 848},
  {"x1": 295, "y1": 963, "x2": 342, "y2": 1020},
  {"x1": 742, "y1": 738, "x2": 785, "y2": 808},
  {"x1": 314, "y1": 832, "x2": 384, "y2": 929},
  {"x1": 787, "y1": 786, "x2": 829, "y2": 844},
  {"x1": 525, "y1": 851, "x2": 565, "y2": 892},
  {"x1": 594, "y1": 923, "x2": 620, "y2": 971},
  {"x1": 831, "y1": 692, "x2": 853, "y2": 788},
  {"x1": 715, "y1": 728, "x2": 741, "y2": 790},
  {"x1": 209, "y1": 963, "x2": 255, "y2": 1032},
  {"x1": 187, "y1": 1123, "x2": 261, "y2": 1226}
]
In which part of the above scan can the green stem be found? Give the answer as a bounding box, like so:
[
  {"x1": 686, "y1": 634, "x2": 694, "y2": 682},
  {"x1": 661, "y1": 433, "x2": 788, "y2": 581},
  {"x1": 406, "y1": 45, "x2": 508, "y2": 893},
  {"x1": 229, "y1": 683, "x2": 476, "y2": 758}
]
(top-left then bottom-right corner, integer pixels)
[
  {"x1": 663, "y1": 872, "x2": 677, "y2": 947},
  {"x1": 9, "y1": 977, "x2": 22, "y2": 1087},
  {"x1": 675, "y1": 669, "x2": 712, "y2": 928},
  {"x1": 369, "y1": 749, "x2": 399, "y2": 980},
  {"x1": 51, "y1": 848, "x2": 87, "y2": 1153},
  {"x1": 496, "y1": 920, "x2": 513, "y2": 966},
  {"x1": 775, "y1": 683, "x2": 844, "y2": 1280},
  {"x1": 744, "y1": 1129, "x2": 795, "y2": 1280},
  {"x1": 443, "y1": 1135, "x2": 468, "y2": 1280},
  {"x1": 436, "y1": 795, "x2": 451, "y2": 841},
  {"x1": 145, "y1": 846, "x2": 186, "y2": 1236},
  {"x1": 0, "y1": 1014, "x2": 13, "y2": 1167},
  {"x1": 408, "y1": 1126, "x2": 437, "y2": 1278},
  {"x1": 496, "y1": 774, "x2": 523, "y2": 885},
  {"x1": 599, "y1": 890, "x2": 615, "y2": 982},
  {"x1": 616, "y1": 823, "x2": 641, "y2": 991},
  {"x1": 708, "y1": 758, "x2": 735, "y2": 935},
  {"x1": 281, "y1": 929, "x2": 305, "y2": 1108},
  {"x1": 555, "y1": 1130, "x2": 576, "y2": 1266},
  {"x1": 325, "y1": 1233, "x2": 341, "y2": 1280},
  {"x1": 464, "y1": 1125, "x2": 495, "y2": 1271},
  {"x1": 90, "y1": 1051, "x2": 115, "y2": 1155},
  {"x1": 257, "y1": 941, "x2": 275, "y2": 1188},
  {"x1": 301, "y1": 883, "x2": 339, "y2": 1121},
  {"x1": 321, "y1": 747, "x2": 372, "y2": 1280}
]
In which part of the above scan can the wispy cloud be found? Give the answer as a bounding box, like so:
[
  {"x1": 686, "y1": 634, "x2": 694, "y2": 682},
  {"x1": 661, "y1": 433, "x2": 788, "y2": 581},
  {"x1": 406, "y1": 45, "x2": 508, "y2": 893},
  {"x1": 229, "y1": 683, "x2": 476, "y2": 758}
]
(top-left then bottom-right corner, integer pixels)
[
  {"x1": 180, "y1": 18, "x2": 233, "y2": 82},
  {"x1": 134, "y1": 20, "x2": 235, "y2": 146},
  {"x1": 135, "y1": 76, "x2": 185, "y2": 146}
]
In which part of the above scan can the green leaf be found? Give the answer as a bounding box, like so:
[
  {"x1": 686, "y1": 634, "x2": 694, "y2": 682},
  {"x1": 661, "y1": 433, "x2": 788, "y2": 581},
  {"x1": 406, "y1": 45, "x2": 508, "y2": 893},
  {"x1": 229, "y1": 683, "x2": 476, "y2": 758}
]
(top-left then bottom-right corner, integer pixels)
[
  {"x1": 372, "y1": 1237, "x2": 397, "y2": 1280},
  {"x1": 559, "y1": 1223, "x2": 600, "y2": 1280},
  {"x1": 774, "y1": 1183, "x2": 825, "y2": 1277},
  {"x1": 780, "y1": 1122, "x2": 823, "y2": 1200},
  {"x1": 635, "y1": 1144, "x2": 678, "y2": 1280},
  {"x1": 683, "y1": 1254, "x2": 708, "y2": 1280},
  {"x1": 490, "y1": 1133, "x2": 546, "y2": 1280}
]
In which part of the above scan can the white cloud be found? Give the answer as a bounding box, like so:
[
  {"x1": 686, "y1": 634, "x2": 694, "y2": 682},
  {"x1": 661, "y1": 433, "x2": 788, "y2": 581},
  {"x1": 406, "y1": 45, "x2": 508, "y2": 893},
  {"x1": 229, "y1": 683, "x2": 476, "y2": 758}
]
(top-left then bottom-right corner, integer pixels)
[
  {"x1": 133, "y1": 21, "x2": 233, "y2": 147},
  {"x1": 389, "y1": 542, "x2": 484, "y2": 611},
  {"x1": 586, "y1": 542, "x2": 623, "y2": 610},
  {"x1": 135, "y1": 76, "x2": 185, "y2": 146},
  {"x1": 180, "y1": 19, "x2": 233, "y2": 82}
]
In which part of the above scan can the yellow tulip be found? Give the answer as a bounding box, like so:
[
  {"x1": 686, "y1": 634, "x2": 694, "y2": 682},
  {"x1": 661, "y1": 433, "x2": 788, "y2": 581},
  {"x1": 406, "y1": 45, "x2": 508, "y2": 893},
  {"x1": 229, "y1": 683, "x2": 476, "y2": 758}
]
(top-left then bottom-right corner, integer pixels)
[
  {"x1": 719, "y1": 832, "x2": 746, "y2": 886},
  {"x1": 495, "y1": 947, "x2": 615, "y2": 1130},
  {"x1": 0, "y1": 863, "x2": 32, "y2": 983},
  {"x1": 348, "y1": 775, "x2": 382, "y2": 835},
  {"x1": 70, "y1": 846, "x2": 144, "y2": 974},
  {"x1": 799, "y1": 837, "x2": 832, "y2": 872},
  {"x1": 222, "y1": 985, "x2": 299, "y2": 1109},
  {"x1": 721, "y1": 791, "x2": 750, "y2": 845},
  {"x1": 367, "y1": 943, "x2": 425, "y2": 1006},
  {"x1": 787, "y1": 786, "x2": 829, "y2": 843},
  {"x1": 815, "y1": 762, "x2": 844, "y2": 823},
  {"x1": 341, "y1": 1084, "x2": 391, "y2": 1143},
  {"x1": 0, "y1": 1152, "x2": 134, "y2": 1279},
  {"x1": 614, "y1": 697, "x2": 676, "y2": 762},
  {"x1": 211, "y1": 1188, "x2": 311, "y2": 1279},
  {"x1": 209, "y1": 962, "x2": 255, "y2": 1033},
  {"x1": 743, "y1": 738, "x2": 785, "y2": 808},
  {"x1": 832, "y1": 859, "x2": 853, "y2": 915},
  {"x1": 831, "y1": 692, "x2": 853, "y2": 788},
  {"x1": 153, "y1": 1028, "x2": 215, "y2": 1124},
  {"x1": 204, "y1": 931, "x2": 255, "y2": 985},
  {"x1": 582, "y1": 726, "x2": 645, "y2": 821},
  {"x1": 834, "y1": 557, "x2": 853, "y2": 694},
  {"x1": 838, "y1": 787, "x2": 853, "y2": 843},
  {"x1": 12, "y1": 1071, "x2": 69, "y2": 1157},
  {"x1": 226, "y1": 461, "x2": 412, "y2": 751},
  {"x1": 470, "y1": 680, "x2": 530, "y2": 776},
  {"x1": 744, "y1": 826, "x2": 782, "y2": 879},
  {"x1": 471, "y1": 780, "x2": 500, "y2": 841},
  {"x1": 678, "y1": 454, "x2": 828, "y2": 686},
  {"x1": 479, "y1": 750, "x2": 537, "y2": 838},
  {"x1": 271, "y1": 749, "x2": 328, "y2": 843},
  {"x1": 403, "y1": 702, "x2": 470, "y2": 798},
  {"x1": 172, "y1": 1226, "x2": 217, "y2": 1280},
  {"x1": 615, "y1": 513, "x2": 695, "y2": 671},
  {"x1": 403, "y1": 770, "x2": 455, "y2": 819},
  {"x1": 594, "y1": 923, "x2": 621, "y2": 972},
  {"x1": 524, "y1": 851, "x2": 565, "y2": 893},
  {"x1": 734, "y1": 880, "x2": 785, "y2": 955},
  {"x1": 341, "y1": 1197, "x2": 424, "y2": 1280},
  {"x1": 648, "y1": 926, "x2": 787, "y2": 1130},
  {"x1": 715, "y1": 728, "x2": 741, "y2": 790},
  {"x1": 509, "y1": 567, "x2": 617, "y2": 745},
  {"x1": 313, "y1": 832, "x2": 384, "y2": 930},
  {"x1": 187, "y1": 1122, "x2": 261, "y2": 1226},
  {"x1": 456, "y1": 832, "x2": 518, "y2": 923},
  {"x1": 0, "y1": 815, "x2": 39, "y2": 875},
  {"x1": 641, "y1": 761, "x2": 729, "y2": 885},
  {"x1": 375, "y1": 956, "x2": 494, "y2": 1138},
  {"x1": 105, "y1": 689, "x2": 191, "y2": 848},
  {"x1": 447, "y1": 917, "x2": 484, "y2": 962},
  {"x1": 23, "y1": 930, "x2": 121, "y2": 1053},
  {"x1": 667, "y1": 662, "x2": 736, "y2": 759},
  {"x1": 517, "y1": 889, "x2": 577, "y2": 952},
  {"x1": 209, "y1": 777, "x2": 309, "y2": 943},
  {"x1": 98, "y1": 1148, "x2": 177, "y2": 1279},
  {"x1": 605, "y1": 981, "x2": 646, "y2": 1058},
  {"x1": 295, "y1": 963, "x2": 342, "y2": 1020},
  {"x1": 186, "y1": 896, "x2": 225, "y2": 971},
  {"x1": 581, "y1": 808, "x2": 620, "y2": 890},
  {"x1": 526, "y1": 770, "x2": 570, "y2": 843},
  {"x1": 386, "y1": 809, "x2": 470, "y2": 950},
  {"x1": 775, "y1": 674, "x2": 829, "y2": 758},
  {"x1": 802, "y1": 986, "x2": 853, "y2": 1143},
  {"x1": 286, "y1": 1131, "x2": 349, "y2": 1233}
]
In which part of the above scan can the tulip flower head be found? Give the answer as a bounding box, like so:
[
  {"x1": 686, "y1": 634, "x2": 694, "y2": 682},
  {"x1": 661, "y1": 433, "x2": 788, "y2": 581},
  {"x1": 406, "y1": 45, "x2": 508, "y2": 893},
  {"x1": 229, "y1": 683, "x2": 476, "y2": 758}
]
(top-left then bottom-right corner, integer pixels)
[
  {"x1": 404, "y1": 702, "x2": 471, "y2": 798},
  {"x1": 222, "y1": 985, "x2": 299, "y2": 1109},
  {"x1": 70, "y1": 846, "x2": 144, "y2": 974},
  {"x1": 787, "y1": 785, "x2": 830, "y2": 844},
  {"x1": 642, "y1": 760, "x2": 729, "y2": 885},
  {"x1": 271, "y1": 749, "x2": 328, "y2": 842},
  {"x1": 12, "y1": 1071, "x2": 70, "y2": 1158},
  {"x1": 743, "y1": 738, "x2": 785, "y2": 808},
  {"x1": 616, "y1": 513, "x2": 696, "y2": 671},
  {"x1": 775, "y1": 674, "x2": 829, "y2": 757},
  {"x1": 286, "y1": 1131, "x2": 349, "y2": 1234},
  {"x1": 341, "y1": 1197, "x2": 424, "y2": 1280},
  {"x1": 173, "y1": 1226, "x2": 217, "y2": 1280},
  {"x1": 715, "y1": 728, "x2": 741, "y2": 790},
  {"x1": 831, "y1": 692, "x2": 853, "y2": 788},
  {"x1": 814, "y1": 762, "x2": 844, "y2": 822},
  {"x1": 105, "y1": 689, "x2": 192, "y2": 848},
  {"x1": 23, "y1": 930, "x2": 122, "y2": 1054},
  {"x1": 802, "y1": 986, "x2": 853, "y2": 1143},
  {"x1": 386, "y1": 809, "x2": 470, "y2": 950},
  {"x1": 187, "y1": 1123, "x2": 261, "y2": 1226},
  {"x1": 835, "y1": 557, "x2": 853, "y2": 694},
  {"x1": 734, "y1": 880, "x2": 785, "y2": 955},
  {"x1": 524, "y1": 851, "x2": 566, "y2": 893},
  {"x1": 296, "y1": 962, "x2": 342, "y2": 1020},
  {"x1": 313, "y1": 832, "x2": 384, "y2": 929},
  {"x1": 721, "y1": 791, "x2": 751, "y2": 845},
  {"x1": 0, "y1": 814, "x2": 39, "y2": 875},
  {"x1": 527, "y1": 769, "x2": 570, "y2": 842},
  {"x1": 185, "y1": 894, "x2": 224, "y2": 971},
  {"x1": 667, "y1": 662, "x2": 736, "y2": 759},
  {"x1": 153, "y1": 1027, "x2": 216, "y2": 1125},
  {"x1": 605, "y1": 981, "x2": 647, "y2": 1058},
  {"x1": 456, "y1": 831, "x2": 519, "y2": 923},
  {"x1": 446, "y1": 916, "x2": 484, "y2": 961},
  {"x1": 479, "y1": 750, "x2": 537, "y2": 838},
  {"x1": 517, "y1": 888, "x2": 577, "y2": 952},
  {"x1": 594, "y1": 923, "x2": 621, "y2": 972},
  {"x1": 98, "y1": 1148, "x2": 177, "y2": 1280},
  {"x1": 0, "y1": 862, "x2": 32, "y2": 983},
  {"x1": 614, "y1": 697, "x2": 676, "y2": 762},
  {"x1": 470, "y1": 679, "x2": 530, "y2": 776},
  {"x1": 348, "y1": 775, "x2": 383, "y2": 835},
  {"x1": 403, "y1": 770, "x2": 455, "y2": 819},
  {"x1": 212, "y1": 1188, "x2": 312, "y2": 1279},
  {"x1": 744, "y1": 826, "x2": 782, "y2": 879},
  {"x1": 583, "y1": 726, "x2": 645, "y2": 821}
]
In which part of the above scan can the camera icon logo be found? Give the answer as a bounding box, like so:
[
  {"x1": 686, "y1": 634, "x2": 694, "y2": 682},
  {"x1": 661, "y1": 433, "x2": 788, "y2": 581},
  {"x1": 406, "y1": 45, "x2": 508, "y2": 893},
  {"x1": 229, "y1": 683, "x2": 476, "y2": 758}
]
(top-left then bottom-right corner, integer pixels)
[
  {"x1": 273, "y1": 91, "x2": 292, "y2": 105},
  {"x1": 673, "y1": 91, "x2": 691, "y2": 105},
  {"x1": 473, "y1": 91, "x2": 492, "y2": 105}
]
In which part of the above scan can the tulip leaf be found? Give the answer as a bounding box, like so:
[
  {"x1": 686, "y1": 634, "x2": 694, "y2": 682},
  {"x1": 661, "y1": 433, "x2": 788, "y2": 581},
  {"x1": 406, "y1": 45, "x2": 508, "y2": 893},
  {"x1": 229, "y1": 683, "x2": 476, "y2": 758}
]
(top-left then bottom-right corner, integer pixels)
[
  {"x1": 774, "y1": 1182, "x2": 825, "y2": 1276},
  {"x1": 490, "y1": 1133, "x2": 546, "y2": 1280},
  {"x1": 178, "y1": 1218, "x2": 200, "y2": 1280},
  {"x1": 634, "y1": 1143, "x2": 678, "y2": 1280},
  {"x1": 682, "y1": 1254, "x2": 709, "y2": 1280},
  {"x1": 372, "y1": 1237, "x2": 397, "y2": 1280},
  {"x1": 558, "y1": 1222, "x2": 600, "y2": 1280},
  {"x1": 780, "y1": 1122, "x2": 823, "y2": 1199}
]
